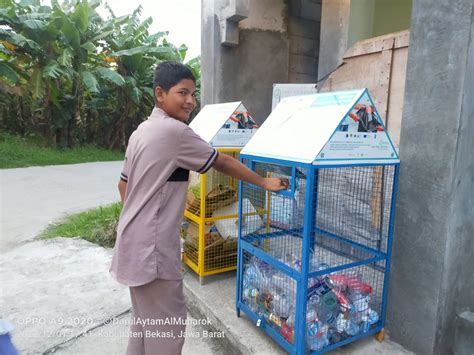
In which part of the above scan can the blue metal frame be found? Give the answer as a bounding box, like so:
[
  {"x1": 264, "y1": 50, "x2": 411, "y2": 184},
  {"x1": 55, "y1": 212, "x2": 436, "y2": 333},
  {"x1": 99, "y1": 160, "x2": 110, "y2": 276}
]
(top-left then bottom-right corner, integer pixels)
[
  {"x1": 240, "y1": 153, "x2": 313, "y2": 169},
  {"x1": 241, "y1": 240, "x2": 301, "y2": 280},
  {"x1": 314, "y1": 162, "x2": 399, "y2": 169},
  {"x1": 248, "y1": 160, "x2": 298, "y2": 198},
  {"x1": 314, "y1": 227, "x2": 387, "y2": 258},
  {"x1": 236, "y1": 157, "x2": 246, "y2": 318},
  {"x1": 379, "y1": 163, "x2": 400, "y2": 327},
  {"x1": 236, "y1": 154, "x2": 400, "y2": 354},
  {"x1": 238, "y1": 301, "x2": 296, "y2": 353},
  {"x1": 295, "y1": 167, "x2": 315, "y2": 354},
  {"x1": 315, "y1": 324, "x2": 384, "y2": 354}
]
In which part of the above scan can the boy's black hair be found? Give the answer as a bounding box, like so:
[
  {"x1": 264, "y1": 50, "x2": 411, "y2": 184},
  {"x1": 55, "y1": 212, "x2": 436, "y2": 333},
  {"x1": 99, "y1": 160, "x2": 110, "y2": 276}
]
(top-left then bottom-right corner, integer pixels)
[{"x1": 153, "y1": 61, "x2": 195, "y2": 102}]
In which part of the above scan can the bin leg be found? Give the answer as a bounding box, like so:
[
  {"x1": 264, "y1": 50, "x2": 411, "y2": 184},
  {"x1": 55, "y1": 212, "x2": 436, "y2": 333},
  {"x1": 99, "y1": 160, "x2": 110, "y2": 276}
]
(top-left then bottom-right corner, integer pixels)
[
  {"x1": 199, "y1": 276, "x2": 205, "y2": 285},
  {"x1": 375, "y1": 328, "x2": 385, "y2": 342}
]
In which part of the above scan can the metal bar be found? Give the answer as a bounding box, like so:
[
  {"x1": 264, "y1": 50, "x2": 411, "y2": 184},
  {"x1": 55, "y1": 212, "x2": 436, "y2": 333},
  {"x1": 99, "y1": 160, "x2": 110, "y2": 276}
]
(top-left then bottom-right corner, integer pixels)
[
  {"x1": 240, "y1": 154, "x2": 313, "y2": 169},
  {"x1": 314, "y1": 227, "x2": 386, "y2": 258},
  {"x1": 295, "y1": 167, "x2": 315, "y2": 354},
  {"x1": 236, "y1": 165, "x2": 245, "y2": 317},
  {"x1": 204, "y1": 210, "x2": 262, "y2": 223},
  {"x1": 237, "y1": 301, "x2": 296, "y2": 354},
  {"x1": 183, "y1": 255, "x2": 199, "y2": 274},
  {"x1": 184, "y1": 210, "x2": 200, "y2": 224},
  {"x1": 216, "y1": 148, "x2": 241, "y2": 153},
  {"x1": 313, "y1": 162, "x2": 399, "y2": 169},
  {"x1": 307, "y1": 255, "x2": 385, "y2": 279},
  {"x1": 198, "y1": 173, "x2": 207, "y2": 276},
  {"x1": 203, "y1": 265, "x2": 236, "y2": 276},
  {"x1": 316, "y1": 324, "x2": 383, "y2": 354},
  {"x1": 380, "y1": 163, "x2": 400, "y2": 327},
  {"x1": 240, "y1": 240, "x2": 301, "y2": 280}
]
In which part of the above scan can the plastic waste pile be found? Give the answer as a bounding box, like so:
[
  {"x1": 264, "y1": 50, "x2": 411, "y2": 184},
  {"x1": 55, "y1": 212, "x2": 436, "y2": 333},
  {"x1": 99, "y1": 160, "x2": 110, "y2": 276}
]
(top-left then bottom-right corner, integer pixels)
[{"x1": 242, "y1": 256, "x2": 379, "y2": 351}]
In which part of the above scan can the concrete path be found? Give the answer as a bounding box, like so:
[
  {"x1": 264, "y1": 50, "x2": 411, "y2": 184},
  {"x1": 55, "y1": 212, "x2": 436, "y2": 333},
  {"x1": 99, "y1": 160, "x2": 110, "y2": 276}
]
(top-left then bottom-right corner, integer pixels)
[
  {"x1": 0, "y1": 162, "x2": 222, "y2": 355},
  {"x1": 1, "y1": 162, "x2": 123, "y2": 251}
]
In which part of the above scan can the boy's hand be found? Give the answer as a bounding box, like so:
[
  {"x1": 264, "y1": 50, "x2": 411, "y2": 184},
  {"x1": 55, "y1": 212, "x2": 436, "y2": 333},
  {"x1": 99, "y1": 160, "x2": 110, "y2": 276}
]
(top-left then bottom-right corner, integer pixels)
[{"x1": 263, "y1": 177, "x2": 289, "y2": 191}]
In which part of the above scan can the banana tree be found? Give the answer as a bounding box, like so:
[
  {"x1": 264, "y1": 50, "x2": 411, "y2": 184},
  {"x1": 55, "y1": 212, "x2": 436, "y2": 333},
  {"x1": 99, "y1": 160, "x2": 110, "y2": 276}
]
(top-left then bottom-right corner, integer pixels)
[
  {"x1": 0, "y1": 0, "x2": 201, "y2": 149},
  {"x1": 49, "y1": 0, "x2": 127, "y2": 147},
  {"x1": 0, "y1": 0, "x2": 59, "y2": 142},
  {"x1": 99, "y1": 4, "x2": 193, "y2": 149}
]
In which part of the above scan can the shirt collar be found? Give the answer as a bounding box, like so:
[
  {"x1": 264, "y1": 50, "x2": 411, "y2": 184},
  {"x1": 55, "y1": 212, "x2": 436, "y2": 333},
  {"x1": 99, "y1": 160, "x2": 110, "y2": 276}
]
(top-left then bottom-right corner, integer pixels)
[{"x1": 148, "y1": 107, "x2": 170, "y2": 121}]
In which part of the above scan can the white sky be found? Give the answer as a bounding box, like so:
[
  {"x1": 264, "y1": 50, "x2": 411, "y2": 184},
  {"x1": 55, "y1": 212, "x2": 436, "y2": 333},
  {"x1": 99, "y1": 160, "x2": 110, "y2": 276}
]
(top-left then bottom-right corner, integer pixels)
[
  {"x1": 39, "y1": 0, "x2": 201, "y2": 60},
  {"x1": 98, "y1": 0, "x2": 201, "y2": 61}
]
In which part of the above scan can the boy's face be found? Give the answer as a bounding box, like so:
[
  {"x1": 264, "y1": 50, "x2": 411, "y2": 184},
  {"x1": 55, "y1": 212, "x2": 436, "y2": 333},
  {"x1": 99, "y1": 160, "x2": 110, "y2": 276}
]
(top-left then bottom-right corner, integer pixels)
[{"x1": 155, "y1": 79, "x2": 196, "y2": 122}]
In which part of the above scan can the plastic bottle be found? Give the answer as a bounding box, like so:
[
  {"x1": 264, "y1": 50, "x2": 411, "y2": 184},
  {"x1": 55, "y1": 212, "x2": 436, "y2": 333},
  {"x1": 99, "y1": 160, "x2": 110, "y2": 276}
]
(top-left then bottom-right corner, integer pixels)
[
  {"x1": 306, "y1": 321, "x2": 329, "y2": 351},
  {"x1": 242, "y1": 288, "x2": 259, "y2": 312},
  {"x1": 271, "y1": 292, "x2": 291, "y2": 320},
  {"x1": 243, "y1": 263, "x2": 259, "y2": 289},
  {"x1": 367, "y1": 308, "x2": 379, "y2": 325},
  {"x1": 285, "y1": 307, "x2": 295, "y2": 328},
  {"x1": 336, "y1": 312, "x2": 359, "y2": 337},
  {"x1": 345, "y1": 319, "x2": 360, "y2": 336},
  {"x1": 350, "y1": 291, "x2": 370, "y2": 324},
  {"x1": 305, "y1": 296, "x2": 330, "y2": 350}
]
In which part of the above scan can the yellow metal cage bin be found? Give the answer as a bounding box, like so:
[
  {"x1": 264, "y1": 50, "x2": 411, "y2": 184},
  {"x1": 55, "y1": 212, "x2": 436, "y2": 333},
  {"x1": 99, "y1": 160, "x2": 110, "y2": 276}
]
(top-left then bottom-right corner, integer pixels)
[{"x1": 181, "y1": 102, "x2": 258, "y2": 283}]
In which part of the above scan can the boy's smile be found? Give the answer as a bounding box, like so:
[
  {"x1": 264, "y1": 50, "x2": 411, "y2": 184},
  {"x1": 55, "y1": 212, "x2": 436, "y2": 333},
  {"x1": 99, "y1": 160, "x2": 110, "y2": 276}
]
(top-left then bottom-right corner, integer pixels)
[{"x1": 155, "y1": 79, "x2": 197, "y2": 122}]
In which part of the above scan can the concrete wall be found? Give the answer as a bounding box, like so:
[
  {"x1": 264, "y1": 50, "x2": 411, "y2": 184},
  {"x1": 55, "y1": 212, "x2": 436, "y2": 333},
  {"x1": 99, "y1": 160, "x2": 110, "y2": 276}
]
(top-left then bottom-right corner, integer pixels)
[
  {"x1": 201, "y1": 0, "x2": 321, "y2": 123},
  {"x1": 373, "y1": 0, "x2": 412, "y2": 37},
  {"x1": 220, "y1": 30, "x2": 289, "y2": 124},
  {"x1": 201, "y1": 0, "x2": 288, "y2": 123},
  {"x1": 348, "y1": 0, "x2": 375, "y2": 47},
  {"x1": 317, "y1": 0, "x2": 351, "y2": 81},
  {"x1": 288, "y1": 0, "x2": 321, "y2": 83},
  {"x1": 387, "y1": 0, "x2": 474, "y2": 354},
  {"x1": 318, "y1": 0, "x2": 412, "y2": 82}
]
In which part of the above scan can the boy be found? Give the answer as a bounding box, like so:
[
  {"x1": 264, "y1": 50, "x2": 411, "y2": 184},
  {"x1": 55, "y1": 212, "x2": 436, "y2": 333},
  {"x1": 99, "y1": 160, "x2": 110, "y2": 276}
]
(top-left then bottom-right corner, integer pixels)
[{"x1": 110, "y1": 61, "x2": 288, "y2": 355}]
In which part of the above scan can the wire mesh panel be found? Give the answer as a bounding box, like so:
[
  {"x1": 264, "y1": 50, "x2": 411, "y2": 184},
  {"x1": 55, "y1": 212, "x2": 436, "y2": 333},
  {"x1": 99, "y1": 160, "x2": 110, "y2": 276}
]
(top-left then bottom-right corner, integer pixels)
[
  {"x1": 315, "y1": 165, "x2": 395, "y2": 256},
  {"x1": 305, "y1": 261, "x2": 386, "y2": 352},
  {"x1": 241, "y1": 250, "x2": 298, "y2": 345},
  {"x1": 182, "y1": 150, "x2": 241, "y2": 279},
  {"x1": 237, "y1": 157, "x2": 399, "y2": 354},
  {"x1": 240, "y1": 161, "x2": 308, "y2": 265}
]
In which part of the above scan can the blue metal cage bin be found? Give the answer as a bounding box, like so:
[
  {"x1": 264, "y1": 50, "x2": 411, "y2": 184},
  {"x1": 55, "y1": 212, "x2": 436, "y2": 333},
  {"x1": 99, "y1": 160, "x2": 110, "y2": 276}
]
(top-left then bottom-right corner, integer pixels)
[{"x1": 235, "y1": 89, "x2": 400, "y2": 354}]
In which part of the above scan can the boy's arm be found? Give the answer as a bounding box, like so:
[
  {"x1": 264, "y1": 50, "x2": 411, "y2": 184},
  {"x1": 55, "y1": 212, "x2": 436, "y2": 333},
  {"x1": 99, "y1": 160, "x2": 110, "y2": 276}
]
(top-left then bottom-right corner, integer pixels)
[
  {"x1": 212, "y1": 153, "x2": 288, "y2": 191},
  {"x1": 118, "y1": 180, "x2": 127, "y2": 202}
]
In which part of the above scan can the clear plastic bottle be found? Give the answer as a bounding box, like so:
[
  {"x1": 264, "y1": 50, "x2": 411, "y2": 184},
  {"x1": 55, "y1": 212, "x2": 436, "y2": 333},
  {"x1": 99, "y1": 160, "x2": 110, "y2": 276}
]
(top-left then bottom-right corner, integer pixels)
[
  {"x1": 350, "y1": 291, "x2": 370, "y2": 324},
  {"x1": 306, "y1": 321, "x2": 329, "y2": 351},
  {"x1": 367, "y1": 308, "x2": 379, "y2": 324},
  {"x1": 272, "y1": 292, "x2": 291, "y2": 320},
  {"x1": 305, "y1": 296, "x2": 330, "y2": 350}
]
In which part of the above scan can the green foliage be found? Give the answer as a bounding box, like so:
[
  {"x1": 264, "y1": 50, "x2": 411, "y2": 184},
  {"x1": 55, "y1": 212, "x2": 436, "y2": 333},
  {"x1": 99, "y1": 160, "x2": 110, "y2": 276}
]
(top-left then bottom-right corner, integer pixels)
[
  {"x1": 0, "y1": 130, "x2": 123, "y2": 168},
  {"x1": 0, "y1": 0, "x2": 201, "y2": 150},
  {"x1": 41, "y1": 202, "x2": 123, "y2": 248}
]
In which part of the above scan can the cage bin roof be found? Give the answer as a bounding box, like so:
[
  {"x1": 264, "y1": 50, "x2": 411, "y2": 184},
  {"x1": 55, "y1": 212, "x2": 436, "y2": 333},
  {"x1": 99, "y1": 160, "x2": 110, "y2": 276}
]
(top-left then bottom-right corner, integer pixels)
[
  {"x1": 241, "y1": 89, "x2": 399, "y2": 165},
  {"x1": 190, "y1": 101, "x2": 258, "y2": 148}
]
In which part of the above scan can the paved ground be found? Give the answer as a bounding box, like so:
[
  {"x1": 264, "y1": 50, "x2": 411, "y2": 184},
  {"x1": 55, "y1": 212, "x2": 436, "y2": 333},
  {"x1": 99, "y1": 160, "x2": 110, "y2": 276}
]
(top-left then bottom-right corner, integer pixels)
[
  {"x1": 1, "y1": 162, "x2": 123, "y2": 251},
  {"x1": 1, "y1": 162, "x2": 222, "y2": 355}
]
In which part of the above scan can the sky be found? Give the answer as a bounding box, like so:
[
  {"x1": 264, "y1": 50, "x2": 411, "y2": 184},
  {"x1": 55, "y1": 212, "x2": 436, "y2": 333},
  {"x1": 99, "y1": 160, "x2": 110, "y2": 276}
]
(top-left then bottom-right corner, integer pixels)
[
  {"x1": 97, "y1": 0, "x2": 201, "y2": 61},
  {"x1": 37, "y1": 0, "x2": 201, "y2": 61}
]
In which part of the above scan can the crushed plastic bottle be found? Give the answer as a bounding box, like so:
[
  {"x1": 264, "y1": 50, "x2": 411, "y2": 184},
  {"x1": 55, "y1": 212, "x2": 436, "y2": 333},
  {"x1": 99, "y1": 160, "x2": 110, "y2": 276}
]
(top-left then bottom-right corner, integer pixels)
[
  {"x1": 306, "y1": 321, "x2": 329, "y2": 351},
  {"x1": 350, "y1": 291, "x2": 370, "y2": 324},
  {"x1": 367, "y1": 309, "x2": 379, "y2": 324},
  {"x1": 271, "y1": 292, "x2": 292, "y2": 319}
]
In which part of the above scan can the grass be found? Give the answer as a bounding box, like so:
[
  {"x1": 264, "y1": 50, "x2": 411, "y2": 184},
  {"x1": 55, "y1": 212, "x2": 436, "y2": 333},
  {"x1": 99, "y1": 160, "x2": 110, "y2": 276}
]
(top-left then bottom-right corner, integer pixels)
[
  {"x1": 41, "y1": 202, "x2": 123, "y2": 248},
  {"x1": 0, "y1": 131, "x2": 124, "y2": 168}
]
